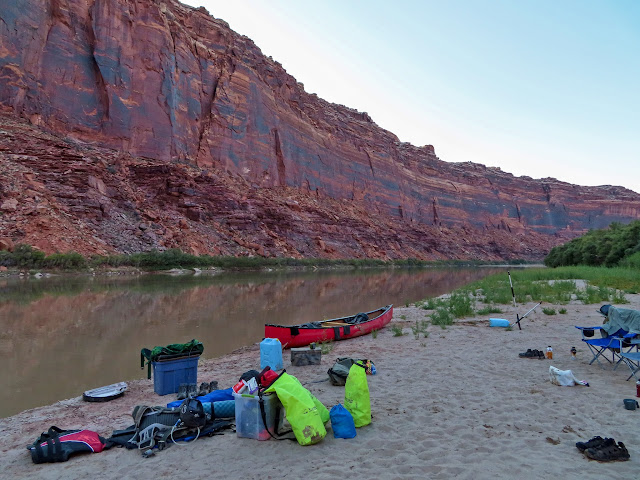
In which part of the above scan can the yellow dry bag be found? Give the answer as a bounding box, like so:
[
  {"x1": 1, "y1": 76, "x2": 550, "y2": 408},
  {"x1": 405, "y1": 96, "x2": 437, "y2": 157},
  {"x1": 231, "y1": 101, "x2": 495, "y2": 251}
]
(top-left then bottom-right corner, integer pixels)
[
  {"x1": 344, "y1": 361, "x2": 371, "y2": 427},
  {"x1": 265, "y1": 372, "x2": 328, "y2": 445}
]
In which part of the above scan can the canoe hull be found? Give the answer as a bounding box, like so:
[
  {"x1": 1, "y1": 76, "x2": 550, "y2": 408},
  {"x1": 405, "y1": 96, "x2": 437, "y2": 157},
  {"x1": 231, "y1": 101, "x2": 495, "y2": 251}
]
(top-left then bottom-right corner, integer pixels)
[{"x1": 265, "y1": 305, "x2": 393, "y2": 349}]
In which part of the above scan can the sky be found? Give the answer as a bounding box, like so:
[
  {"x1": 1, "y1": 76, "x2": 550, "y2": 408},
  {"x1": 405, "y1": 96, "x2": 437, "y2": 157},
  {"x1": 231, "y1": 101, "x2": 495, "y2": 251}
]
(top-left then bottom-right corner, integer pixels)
[{"x1": 184, "y1": 0, "x2": 640, "y2": 193}]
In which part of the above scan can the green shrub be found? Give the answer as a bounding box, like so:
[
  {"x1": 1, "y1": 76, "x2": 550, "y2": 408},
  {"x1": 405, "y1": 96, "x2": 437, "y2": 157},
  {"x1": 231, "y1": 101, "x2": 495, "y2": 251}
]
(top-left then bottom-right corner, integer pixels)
[
  {"x1": 12, "y1": 244, "x2": 46, "y2": 269},
  {"x1": 43, "y1": 252, "x2": 86, "y2": 269},
  {"x1": 430, "y1": 307, "x2": 453, "y2": 328},
  {"x1": 545, "y1": 220, "x2": 640, "y2": 267},
  {"x1": 319, "y1": 340, "x2": 334, "y2": 354},
  {"x1": 542, "y1": 307, "x2": 556, "y2": 315},
  {"x1": 422, "y1": 298, "x2": 446, "y2": 310},
  {"x1": 391, "y1": 324, "x2": 404, "y2": 337},
  {"x1": 477, "y1": 305, "x2": 502, "y2": 315},
  {"x1": 449, "y1": 291, "x2": 475, "y2": 318},
  {"x1": 411, "y1": 320, "x2": 430, "y2": 339}
]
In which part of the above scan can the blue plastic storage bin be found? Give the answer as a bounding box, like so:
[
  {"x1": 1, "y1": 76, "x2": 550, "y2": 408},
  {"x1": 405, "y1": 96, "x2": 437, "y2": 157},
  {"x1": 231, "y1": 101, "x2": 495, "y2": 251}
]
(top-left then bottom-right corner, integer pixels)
[
  {"x1": 152, "y1": 355, "x2": 199, "y2": 395},
  {"x1": 260, "y1": 338, "x2": 283, "y2": 370}
]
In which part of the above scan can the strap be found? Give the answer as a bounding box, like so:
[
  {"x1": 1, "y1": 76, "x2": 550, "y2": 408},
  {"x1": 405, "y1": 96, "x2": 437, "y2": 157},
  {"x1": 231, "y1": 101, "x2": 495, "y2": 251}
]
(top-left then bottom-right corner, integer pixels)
[
  {"x1": 258, "y1": 392, "x2": 295, "y2": 441},
  {"x1": 354, "y1": 360, "x2": 367, "y2": 370},
  {"x1": 136, "y1": 423, "x2": 172, "y2": 450},
  {"x1": 47, "y1": 426, "x2": 65, "y2": 437},
  {"x1": 132, "y1": 405, "x2": 155, "y2": 428},
  {"x1": 141, "y1": 348, "x2": 152, "y2": 379},
  {"x1": 50, "y1": 435, "x2": 64, "y2": 462},
  {"x1": 290, "y1": 326, "x2": 300, "y2": 336},
  {"x1": 33, "y1": 441, "x2": 45, "y2": 463},
  {"x1": 333, "y1": 327, "x2": 340, "y2": 340},
  {"x1": 343, "y1": 325, "x2": 351, "y2": 335},
  {"x1": 33, "y1": 434, "x2": 64, "y2": 463}
]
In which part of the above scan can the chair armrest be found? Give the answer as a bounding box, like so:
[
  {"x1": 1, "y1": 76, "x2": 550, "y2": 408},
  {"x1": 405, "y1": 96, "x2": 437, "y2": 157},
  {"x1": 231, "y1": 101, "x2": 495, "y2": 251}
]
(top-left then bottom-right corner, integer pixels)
[{"x1": 575, "y1": 326, "x2": 603, "y2": 330}]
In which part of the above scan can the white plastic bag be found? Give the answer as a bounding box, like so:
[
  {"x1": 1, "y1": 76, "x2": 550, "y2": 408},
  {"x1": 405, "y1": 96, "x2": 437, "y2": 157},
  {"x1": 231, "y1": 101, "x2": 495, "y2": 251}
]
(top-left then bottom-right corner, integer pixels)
[{"x1": 549, "y1": 366, "x2": 589, "y2": 386}]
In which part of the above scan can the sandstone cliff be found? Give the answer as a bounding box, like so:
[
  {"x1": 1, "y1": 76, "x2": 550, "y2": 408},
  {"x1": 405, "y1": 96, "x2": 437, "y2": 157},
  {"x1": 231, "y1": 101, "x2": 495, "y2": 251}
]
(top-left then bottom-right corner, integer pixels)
[{"x1": 0, "y1": 0, "x2": 639, "y2": 260}]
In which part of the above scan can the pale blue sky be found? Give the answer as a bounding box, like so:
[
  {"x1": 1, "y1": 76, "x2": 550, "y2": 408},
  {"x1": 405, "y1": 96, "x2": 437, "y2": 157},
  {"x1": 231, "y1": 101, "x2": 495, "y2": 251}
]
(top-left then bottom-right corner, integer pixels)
[{"x1": 186, "y1": 0, "x2": 640, "y2": 193}]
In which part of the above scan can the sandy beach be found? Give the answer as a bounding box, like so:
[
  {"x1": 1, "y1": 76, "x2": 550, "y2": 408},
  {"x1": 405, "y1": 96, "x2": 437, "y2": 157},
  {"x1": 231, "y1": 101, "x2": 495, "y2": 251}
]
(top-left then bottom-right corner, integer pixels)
[{"x1": 2, "y1": 292, "x2": 640, "y2": 479}]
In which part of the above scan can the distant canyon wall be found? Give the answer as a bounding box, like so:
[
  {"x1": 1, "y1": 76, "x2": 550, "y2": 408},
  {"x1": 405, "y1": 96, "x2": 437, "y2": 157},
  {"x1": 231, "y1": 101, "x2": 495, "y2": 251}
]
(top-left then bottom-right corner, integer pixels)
[{"x1": 1, "y1": 0, "x2": 639, "y2": 259}]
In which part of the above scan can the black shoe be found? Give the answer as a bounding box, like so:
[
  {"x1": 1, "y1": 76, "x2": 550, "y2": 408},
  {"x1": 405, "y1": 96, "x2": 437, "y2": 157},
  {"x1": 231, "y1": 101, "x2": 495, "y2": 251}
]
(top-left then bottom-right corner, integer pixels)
[
  {"x1": 576, "y1": 436, "x2": 607, "y2": 452},
  {"x1": 585, "y1": 440, "x2": 630, "y2": 462},
  {"x1": 209, "y1": 380, "x2": 219, "y2": 391},
  {"x1": 519, "y1": 349, "x2": 535, "y2": 358},
  {"x1": 198, "y1": 382, "x2": 210, "y2": 396},
  {"x1": 187, "y1": 383, "x2": 198, "y2": 398},
  {"x1": 177, "y1": 383, "x2": 188, "y2": 400}
]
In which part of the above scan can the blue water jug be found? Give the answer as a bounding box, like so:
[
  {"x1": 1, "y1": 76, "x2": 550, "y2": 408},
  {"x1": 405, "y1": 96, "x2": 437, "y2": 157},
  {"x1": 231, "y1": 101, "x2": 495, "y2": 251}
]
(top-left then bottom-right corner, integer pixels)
[
  {"x1": 489, "y1": 318, "x2": 510, "y2": 327},
  {"x1": 260, "y1": 338, "x2": 283, "y2": 370}
]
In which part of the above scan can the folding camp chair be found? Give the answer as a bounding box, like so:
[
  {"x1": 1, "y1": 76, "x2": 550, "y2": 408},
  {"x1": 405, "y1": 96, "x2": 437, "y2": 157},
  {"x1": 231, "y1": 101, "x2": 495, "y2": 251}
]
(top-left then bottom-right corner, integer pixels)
[
  {"x1": 618, "y1": 351, "x2": 640, "y2": 381},
  {"x1": 575, "y1": 326, "x2": 637, "y2": 369}
]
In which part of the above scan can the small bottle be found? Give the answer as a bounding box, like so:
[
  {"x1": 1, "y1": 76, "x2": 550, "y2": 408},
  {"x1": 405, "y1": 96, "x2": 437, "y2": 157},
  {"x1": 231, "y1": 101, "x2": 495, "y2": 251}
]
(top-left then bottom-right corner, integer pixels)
[
  {"x1": 546, "y1": 346, "x2": 553, "y2": 360},
  {"x1": 570, "y1": 346, "x2": 577, "y2": 359},
  {"x1": 636, "y1": 380, "x2": 640, "y2": 398}
]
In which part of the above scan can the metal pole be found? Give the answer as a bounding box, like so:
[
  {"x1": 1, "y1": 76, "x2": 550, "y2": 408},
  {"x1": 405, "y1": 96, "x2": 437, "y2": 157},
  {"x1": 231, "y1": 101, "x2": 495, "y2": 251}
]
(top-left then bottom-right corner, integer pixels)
[{"x1": 508, "y1": 271, "x2": 516, "y2": 308}]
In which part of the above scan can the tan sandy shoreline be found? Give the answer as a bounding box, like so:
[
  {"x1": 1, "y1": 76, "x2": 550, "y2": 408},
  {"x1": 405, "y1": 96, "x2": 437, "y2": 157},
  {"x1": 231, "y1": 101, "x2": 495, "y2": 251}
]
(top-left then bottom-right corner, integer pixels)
[{"x1": 2, "y1": 293, "x2": 640, "y2": 479}]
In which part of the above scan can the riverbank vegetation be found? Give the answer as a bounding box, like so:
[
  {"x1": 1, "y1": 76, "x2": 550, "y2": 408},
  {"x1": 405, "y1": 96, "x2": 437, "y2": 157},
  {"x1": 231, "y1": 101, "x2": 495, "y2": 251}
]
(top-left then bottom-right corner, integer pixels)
[
  {"x1": 0, "y1": 244, "x2": 530, "y2": 272},
  {"x1": 544, "y1": 220, "x2": 640, "y2": 268},
  {"x1": 418, "y1": 266, "x2": 639, "y2": 328}
]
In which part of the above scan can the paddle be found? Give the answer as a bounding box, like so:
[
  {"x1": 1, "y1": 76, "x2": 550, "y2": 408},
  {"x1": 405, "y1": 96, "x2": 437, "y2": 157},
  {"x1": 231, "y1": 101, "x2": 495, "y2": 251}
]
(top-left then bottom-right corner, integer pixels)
[{"x1": 508, "y1": 271, "x2": 540, "y2": 330}]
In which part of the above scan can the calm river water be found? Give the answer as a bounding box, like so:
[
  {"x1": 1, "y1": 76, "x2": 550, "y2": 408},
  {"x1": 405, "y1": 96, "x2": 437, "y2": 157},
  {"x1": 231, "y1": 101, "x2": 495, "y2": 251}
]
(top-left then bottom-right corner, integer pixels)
[{"x1": 0, "y1": 267, "x2": 503, "y2": 417}]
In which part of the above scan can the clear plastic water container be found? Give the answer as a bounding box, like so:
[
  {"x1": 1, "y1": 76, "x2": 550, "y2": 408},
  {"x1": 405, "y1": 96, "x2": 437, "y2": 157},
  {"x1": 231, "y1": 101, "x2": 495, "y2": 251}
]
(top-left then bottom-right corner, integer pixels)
[
  {"x1": 260, "y1": 338, "x2": 283, "y2": 370},
  {"x1": 233, "y1": 393, "x2": 284, "y2": 440}
]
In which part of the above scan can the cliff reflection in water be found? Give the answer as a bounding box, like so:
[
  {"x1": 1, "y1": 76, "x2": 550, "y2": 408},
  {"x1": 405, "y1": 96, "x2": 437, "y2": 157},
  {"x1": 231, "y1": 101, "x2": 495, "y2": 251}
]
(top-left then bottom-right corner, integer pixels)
[{"x1": 0, "y1": 267, "x2": 502, "y2": 417}]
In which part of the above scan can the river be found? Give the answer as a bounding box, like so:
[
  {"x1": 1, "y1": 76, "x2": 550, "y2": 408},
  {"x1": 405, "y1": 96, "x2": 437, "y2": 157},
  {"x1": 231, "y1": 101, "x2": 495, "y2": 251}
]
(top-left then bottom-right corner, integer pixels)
[{"x1": 0, "y1": 267, "x2": 504, "y2": 417}]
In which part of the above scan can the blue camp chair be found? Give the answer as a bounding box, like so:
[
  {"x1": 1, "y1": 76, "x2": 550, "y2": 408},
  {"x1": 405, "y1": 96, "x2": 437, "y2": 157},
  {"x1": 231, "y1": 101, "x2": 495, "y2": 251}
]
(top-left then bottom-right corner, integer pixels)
[
  {"x1": 575, "y1": 326, "x2": 637, "y2": 369},
  {"x1": 618, "y1": 351, "x2": 640, "y2": 381}
]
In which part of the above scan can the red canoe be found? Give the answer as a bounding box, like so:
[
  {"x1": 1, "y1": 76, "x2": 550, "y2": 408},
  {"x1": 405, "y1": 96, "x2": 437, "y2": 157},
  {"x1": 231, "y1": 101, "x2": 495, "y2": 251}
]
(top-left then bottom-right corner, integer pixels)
[{"x1": 265, "y1": 305, "x2": 393, "y2": 349}]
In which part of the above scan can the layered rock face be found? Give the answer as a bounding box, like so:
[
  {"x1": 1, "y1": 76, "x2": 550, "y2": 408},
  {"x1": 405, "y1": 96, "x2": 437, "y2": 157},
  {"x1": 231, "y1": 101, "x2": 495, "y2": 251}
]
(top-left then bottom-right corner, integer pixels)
[{"x1": 0, "y1": 0, "x2": 639, "y2": 260}]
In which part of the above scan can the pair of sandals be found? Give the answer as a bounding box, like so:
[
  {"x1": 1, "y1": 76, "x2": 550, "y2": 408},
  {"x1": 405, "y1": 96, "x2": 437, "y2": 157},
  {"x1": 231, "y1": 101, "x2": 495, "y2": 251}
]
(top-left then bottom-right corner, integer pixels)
[
  {"x1": 518, "y1": 348, "x2": 545, "y2": 359},
  {"x1": 576, "y1": 436, "x2": 630, "y2": 462}
]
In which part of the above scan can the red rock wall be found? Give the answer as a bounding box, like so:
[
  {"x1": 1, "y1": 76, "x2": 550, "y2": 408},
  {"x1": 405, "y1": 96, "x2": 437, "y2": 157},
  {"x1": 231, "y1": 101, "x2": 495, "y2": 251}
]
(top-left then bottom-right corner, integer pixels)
[{"x1": 1, "y1": 0, "x2": 639, "y2": 260}]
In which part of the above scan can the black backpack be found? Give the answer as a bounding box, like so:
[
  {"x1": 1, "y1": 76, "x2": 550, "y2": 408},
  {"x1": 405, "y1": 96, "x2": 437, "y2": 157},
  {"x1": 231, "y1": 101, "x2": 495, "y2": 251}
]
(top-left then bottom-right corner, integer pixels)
[
  {"x1": 179, "y1": 398, "x2": 207, "y2": 428},
  {"x1": 327, "y1": 358, "x2": 357, "y2": 386}
]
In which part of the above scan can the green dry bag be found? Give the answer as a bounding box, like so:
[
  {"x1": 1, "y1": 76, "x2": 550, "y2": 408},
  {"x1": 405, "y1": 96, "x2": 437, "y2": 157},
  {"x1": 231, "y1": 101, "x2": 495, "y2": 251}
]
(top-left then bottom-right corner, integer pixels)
[
  {"x1": 344, "y1": 361, "x2": 371, "y2": 427},
  {"x1": 265, "y1": 372, "x2": 328, "y2": 445}
]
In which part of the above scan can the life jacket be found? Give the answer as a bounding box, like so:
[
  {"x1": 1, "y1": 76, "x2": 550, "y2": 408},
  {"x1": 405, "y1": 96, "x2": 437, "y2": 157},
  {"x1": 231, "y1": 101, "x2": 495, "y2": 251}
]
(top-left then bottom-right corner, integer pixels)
[{"x1": 27, "y1": 426, "x2": 106, "y2": 464}]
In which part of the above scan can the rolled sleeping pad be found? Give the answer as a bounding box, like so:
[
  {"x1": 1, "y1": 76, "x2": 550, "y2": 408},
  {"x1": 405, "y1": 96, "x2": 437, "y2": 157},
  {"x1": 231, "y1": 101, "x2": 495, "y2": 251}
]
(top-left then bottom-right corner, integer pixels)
[
  {"x1": 489, "y1": 318, "x2": 511, "y2": 328},
  {"x1": 202, "y1": 400, "x2": 236, "y2": 418}
]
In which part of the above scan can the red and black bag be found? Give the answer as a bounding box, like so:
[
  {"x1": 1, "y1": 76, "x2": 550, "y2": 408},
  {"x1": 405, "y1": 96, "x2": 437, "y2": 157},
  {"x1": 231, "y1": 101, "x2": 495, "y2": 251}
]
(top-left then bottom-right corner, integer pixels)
[{"x1": 27, "y1": 426, "x2": 107, "y2": 464}]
